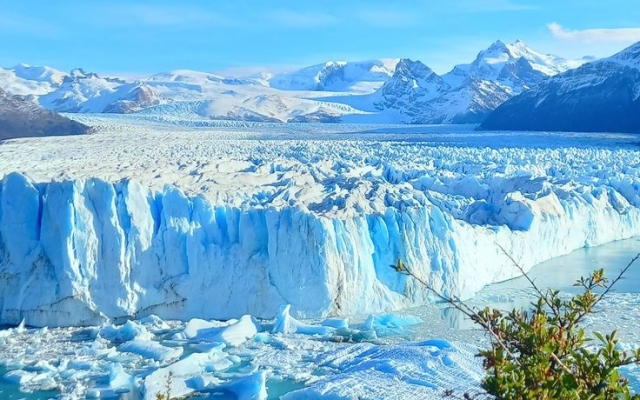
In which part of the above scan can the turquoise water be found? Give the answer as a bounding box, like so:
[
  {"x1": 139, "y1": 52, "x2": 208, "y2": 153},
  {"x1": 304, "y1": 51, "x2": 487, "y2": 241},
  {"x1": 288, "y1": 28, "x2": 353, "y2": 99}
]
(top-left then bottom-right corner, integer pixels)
[
  {"x1": 485, "y1": 236, "x2": 640, "y2": 295},
  {"x1": 0, "y1": 367, "x2": 59, "y2": 399},
  {"x1": 400, "y1": 236, "x2": 640, "y2": 340}
]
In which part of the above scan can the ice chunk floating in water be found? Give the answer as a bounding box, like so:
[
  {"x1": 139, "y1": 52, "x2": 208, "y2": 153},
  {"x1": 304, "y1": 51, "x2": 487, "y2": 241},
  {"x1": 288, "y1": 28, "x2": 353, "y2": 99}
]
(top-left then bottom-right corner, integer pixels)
[
  {"x1": 0, "y1": 311, "x2": 493, "y2": 399},
  {"x1": 0, "y1": 126, "x2": 639, "y2": 326}
]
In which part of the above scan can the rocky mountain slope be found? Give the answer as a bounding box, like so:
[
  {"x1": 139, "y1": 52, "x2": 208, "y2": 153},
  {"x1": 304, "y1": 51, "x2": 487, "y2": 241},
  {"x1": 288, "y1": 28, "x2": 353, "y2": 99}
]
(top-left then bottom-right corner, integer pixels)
[
  {"x1": 362, "y1": 40, "x2": 587, "y2": 123},
  {"x1": 0, "y1": 88, "x2": 90, "y2": 140},
  {"x1": 480, "y1": 41, "x2": 640, "y2": 133}
]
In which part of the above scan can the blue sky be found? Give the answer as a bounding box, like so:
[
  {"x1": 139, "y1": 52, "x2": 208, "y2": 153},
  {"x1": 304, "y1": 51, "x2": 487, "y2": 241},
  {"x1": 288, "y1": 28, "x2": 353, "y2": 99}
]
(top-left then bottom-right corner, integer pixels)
[{"x1": 1, "y1": 0, "x2": 640, "y2": 75}]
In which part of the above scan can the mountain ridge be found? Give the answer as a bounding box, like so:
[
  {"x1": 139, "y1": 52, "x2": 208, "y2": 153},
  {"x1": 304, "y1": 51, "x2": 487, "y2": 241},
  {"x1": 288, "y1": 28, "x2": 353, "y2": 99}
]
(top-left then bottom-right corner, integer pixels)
[
  {"x1": 0, "y1": 40, "x2": 593, "y2": 124},
  {"x1": 480, "y1": 40, "x2": 640, "y2": 133}
]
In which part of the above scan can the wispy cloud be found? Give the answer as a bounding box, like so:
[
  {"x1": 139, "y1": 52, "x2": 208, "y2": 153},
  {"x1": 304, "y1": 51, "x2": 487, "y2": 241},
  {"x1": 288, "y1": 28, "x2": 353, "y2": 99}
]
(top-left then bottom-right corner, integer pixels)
[
  {"x1": 100, "y1": 4, "x2": 230, "y2": 27},
  {"x1": 548, "y1": 23, "x2": 640, "y2": 43},
  {"x1": 0, "y1": 12, "x2": 59, "y2": 36},
  {"x1": 266, "y1": 10, "x2": 339, "y2": 28}
]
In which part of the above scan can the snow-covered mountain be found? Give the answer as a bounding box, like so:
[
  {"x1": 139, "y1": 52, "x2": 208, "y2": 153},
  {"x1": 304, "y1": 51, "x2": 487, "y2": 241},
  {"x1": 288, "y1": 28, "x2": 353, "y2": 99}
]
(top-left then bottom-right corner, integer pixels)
[
  {"x1": 147, "y1": 69, "x2": 264, "y2": 86},
  {"x1": 0, "y1": 41, "x2": 588, "y2": 124},
  {"x1": 135, "y1": 92, "x2": 368, "y2": 123},
  {"x1": 0, "y1": 64, "x2": 67, "y2": 96},
  {"x1": 0, "y1": 88, "x2": 90, "y2": 140},
  {"x1": 269, "y1": 59, "x2": 399, "y2": 93},
  {"x1": 442, "y1": 40, "x2": 585, "y2": 89},
  {"x1": 366, "y1": 59, "x2": 450, "y2": 122},
  {"x1": 37, "y1": 69, "x2": 135, "y2": 113},
  {"x1": 12, "y1": 67, "x2": 363, "y2": 121},
  {"x1": 480, "y1": 41, "x2": 640, "y2": 133},
  {"x1": 357, "y1": 40, "x2": 588, "y2": 124}
]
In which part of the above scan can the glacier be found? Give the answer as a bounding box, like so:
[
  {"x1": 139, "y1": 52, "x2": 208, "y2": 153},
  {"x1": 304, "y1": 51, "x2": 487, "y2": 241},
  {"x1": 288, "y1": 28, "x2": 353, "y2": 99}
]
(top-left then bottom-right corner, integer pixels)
[{"x1": 0, "y1": 121, "x2": 639, "y2": 327}]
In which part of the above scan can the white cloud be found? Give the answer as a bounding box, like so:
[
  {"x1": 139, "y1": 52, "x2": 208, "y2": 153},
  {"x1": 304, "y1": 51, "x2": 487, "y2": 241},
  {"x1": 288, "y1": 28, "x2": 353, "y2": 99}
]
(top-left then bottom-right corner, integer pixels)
[
  {"x1": 548, "y1": 23, "x2": 640, "y2": 43},
  {"x1": 266, "y1": 10, "x2": 339, "y2": 28}
]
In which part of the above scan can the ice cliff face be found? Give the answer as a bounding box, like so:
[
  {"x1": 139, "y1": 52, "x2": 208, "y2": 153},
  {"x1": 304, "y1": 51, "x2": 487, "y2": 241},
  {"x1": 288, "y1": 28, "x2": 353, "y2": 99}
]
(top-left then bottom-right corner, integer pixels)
[
  {"x1": 1, "y1": 126, "x2": 639, "y2": 327},
  {"x1": 1, "y1": 172, "x2": 638, "y2": 328}
]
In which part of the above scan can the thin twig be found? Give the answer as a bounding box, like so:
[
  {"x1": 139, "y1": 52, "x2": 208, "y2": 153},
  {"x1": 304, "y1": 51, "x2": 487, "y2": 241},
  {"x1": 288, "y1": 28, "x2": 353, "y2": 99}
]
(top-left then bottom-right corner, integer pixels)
[
  {"x1": 392, "y1": 261, "x2": 521, "y2": 366},
  {"x1": 594, "y1": 253, "x2": 640, "y2": 307},
  {"x1": 550, "y1": 352, "x2": 575, "y2": 376},
  {"x1": 573, "y1": 253, "x2": 640, "y2": 326},
  {"x1": 496, "y1": 243, "x2": 560, "y2": 318},
  {"x1": 393, "y1": 257, "x2": 578, "y2": 376}
]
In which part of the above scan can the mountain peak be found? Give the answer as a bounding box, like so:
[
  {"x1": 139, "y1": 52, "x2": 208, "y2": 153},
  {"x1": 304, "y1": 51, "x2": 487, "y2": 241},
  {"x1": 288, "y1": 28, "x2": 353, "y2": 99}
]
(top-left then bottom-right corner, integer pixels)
[
  {"x1": 13, "y1": 63, "x2": 32, "y2": 70},
  {"x1": 607, "y1": 40, "x2": 640, "y2": 69},
  {"x1": 70, "y1": 68, "x2": 87, "y2": 77},
  {"x1": 269, "y1": 58, "x2": 400, "y2": 93},
  {"x1": 395, "y1": 58, "x2": 434, "y2": 77},
  {"x1": 441, "y1": 40, "x2": 584, "y2": 91},
  {"x1": 480, "y1": 40, "x2": 640, "y2": 133},
  {"x1": 481, "y1": 40, "x2": 535, "y2": 61},
  {"x1": 69, "y1": 68, "x2": 100, "y2": 80},
  {"x1": 325, "y1": 61, "x2": 347, "y2": 68},
  {"x1": 4, "y1": 64, "x2": 68, "y2": 88}
]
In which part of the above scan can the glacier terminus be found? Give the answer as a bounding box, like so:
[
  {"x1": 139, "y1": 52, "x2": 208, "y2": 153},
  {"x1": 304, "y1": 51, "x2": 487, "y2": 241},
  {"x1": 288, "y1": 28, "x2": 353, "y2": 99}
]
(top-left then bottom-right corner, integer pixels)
[{"x1": 0, "y1": 119, "x2": 638, "y2": 328}]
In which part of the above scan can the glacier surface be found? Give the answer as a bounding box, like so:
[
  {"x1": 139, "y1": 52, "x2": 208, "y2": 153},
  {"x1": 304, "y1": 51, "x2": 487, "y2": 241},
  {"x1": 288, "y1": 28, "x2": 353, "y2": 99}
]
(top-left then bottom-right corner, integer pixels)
[{"x1": 0, "y1": 119, "x2": 639, "y2": 327}]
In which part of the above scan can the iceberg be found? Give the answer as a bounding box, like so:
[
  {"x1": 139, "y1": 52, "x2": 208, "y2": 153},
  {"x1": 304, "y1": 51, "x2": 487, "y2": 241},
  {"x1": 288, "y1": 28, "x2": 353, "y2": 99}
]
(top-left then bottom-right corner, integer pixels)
[
  {"x1": 177, "y1": 315, "x2": 261, "y2": 346},
  {"x1": 119, "y1": 340, "x2": 184, "y2": 362},
  {"x1": 98, "y1": 320, "x2": 154, "y2": 343},
  {"x1": 142, "y1": 348, "x2": 232, "y2": 400},
  {"x1": 0, "y1": 126, "x2": 639, "y2": 327},
  {"x1": 272, "y1": 305, "x2": 336, "y2": 336}
]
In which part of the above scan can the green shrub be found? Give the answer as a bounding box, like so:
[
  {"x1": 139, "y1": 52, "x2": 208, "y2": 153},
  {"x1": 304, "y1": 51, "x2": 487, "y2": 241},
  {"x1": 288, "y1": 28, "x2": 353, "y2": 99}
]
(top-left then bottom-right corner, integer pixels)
[{"x1": 392, "y1": 252, "x2": 640, "y2": 399}]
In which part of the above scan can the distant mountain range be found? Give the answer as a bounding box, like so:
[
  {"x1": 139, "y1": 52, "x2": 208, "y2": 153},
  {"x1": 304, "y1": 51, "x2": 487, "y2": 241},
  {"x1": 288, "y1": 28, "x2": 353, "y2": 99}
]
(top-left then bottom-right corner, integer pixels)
[
  {"x1": 0, "y1": 88, "x2": 90, "y2": 140},
  {"x1": 480, "y1": 41, "x2": 640, "y2": 133},
  {"x1": 0, "y1": 40, "x2": 612, "y2": 127},
  {"x1": 342, "y1": 40, "x2": 589, "y2": 124},
  {"x1": 269, "y1": 59, "x2": 399, "y2": 93}
]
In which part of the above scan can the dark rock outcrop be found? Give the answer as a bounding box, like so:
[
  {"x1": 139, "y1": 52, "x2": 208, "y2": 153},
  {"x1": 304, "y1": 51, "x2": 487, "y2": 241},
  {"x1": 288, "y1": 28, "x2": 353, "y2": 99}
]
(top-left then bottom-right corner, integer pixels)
[{"x1": 0, "y1": 88, "x2": 90, "y2": 140}]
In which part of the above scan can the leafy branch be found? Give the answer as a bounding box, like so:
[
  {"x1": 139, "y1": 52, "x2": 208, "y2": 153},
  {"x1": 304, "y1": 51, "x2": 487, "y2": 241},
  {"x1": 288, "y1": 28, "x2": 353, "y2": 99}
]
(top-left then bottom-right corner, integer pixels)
[{"x1": 391, "y1": 249, "x2": 640, "y2": 399}]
